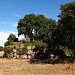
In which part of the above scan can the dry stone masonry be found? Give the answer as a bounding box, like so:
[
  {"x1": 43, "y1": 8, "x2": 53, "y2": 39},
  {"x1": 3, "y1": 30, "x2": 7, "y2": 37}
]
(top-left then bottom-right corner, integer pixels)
[{"x1": 3, "y1": 44, "x2": 35, "y2": 59}]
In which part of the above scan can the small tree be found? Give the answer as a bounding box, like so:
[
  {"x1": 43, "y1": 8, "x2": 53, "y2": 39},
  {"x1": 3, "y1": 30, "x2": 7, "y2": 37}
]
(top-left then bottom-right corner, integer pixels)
[
  {"x1": 4, "y1": 34, "x2": 16, "y2": 46},
  {"x1": 8, "y1": 34, "x2": 16, "y2": 42}
]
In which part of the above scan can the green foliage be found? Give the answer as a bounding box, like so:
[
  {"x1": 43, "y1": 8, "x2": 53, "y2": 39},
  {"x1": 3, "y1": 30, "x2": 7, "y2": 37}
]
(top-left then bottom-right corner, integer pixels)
[
  {"x1": 8, "y1": 34, "x2": 16, "y2": 42},
  {"x1": 59, "y1": 46, "x2": 73, "y2": 56},
  {"x1": 4, "y1": 41, "x2": 10, "y2": 46},
  {"x1": 4, "y1": 34, "x2": 16, "y2": 46},
  {"x1": 64, "y1": 48, "x2": 73, "y2": 56},
  {"x1": 17, "y1": 14, "x2": 36, "y2": 41},
  {"x1": 58, "y1": 1, "x2": 75, "y2": 55},
  {"x1": 34, "y1": 40, "x2": 47, "y2": 51},
  {"x1": 17, "y1": 14, "x2": 56, "y2": 42},
  {"x1": 0, "y1": 46, "x2": 3, "y2": 51}
]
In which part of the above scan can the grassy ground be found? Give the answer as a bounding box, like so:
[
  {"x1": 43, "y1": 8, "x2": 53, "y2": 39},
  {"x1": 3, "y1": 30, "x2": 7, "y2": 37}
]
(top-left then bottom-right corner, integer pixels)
[{"x1": 0, "y1": 51, "x2": 74, "y2": 75}]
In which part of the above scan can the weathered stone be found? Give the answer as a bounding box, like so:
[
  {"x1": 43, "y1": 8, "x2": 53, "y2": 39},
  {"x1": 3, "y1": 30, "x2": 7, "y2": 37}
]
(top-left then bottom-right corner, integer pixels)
[
  {"x1": 14, "y1": 46, "x2": 19, "y2": 49},
  {"x1": 13, "y1": 53, "x2": 17, "y2": 57},
  {"x1": 20, "y1": 44, "x2": 24, "y2": 49},
  {"x1": 27, "y1": 50, "x2": 33, "y2": 54},
  {"x1": 13, "y1": 49, "x2": 17, "y2": 53},
  {"x1": 4, "y1": 44, "x2": 35, "y2": 59},
  {"x1": 28, "y1": 55, "x2": 31, "y2": 59},
  {"x1": 54, "y1": 55, "x2": 59, "y2": 59},
  {"x1": 50, "y1": 54, "x2": 54, "y2": 59},
  {"x1": 13, "y1": 57, "x2": 16, "y2": 59},
  {"x1": 32, "y1": 46, "x2": 35, "y2": 50},
  {"x1": 20, "y1": 54, "x2": 27, "y2": 59},
  {"x1": 27, "y1": 46, "x2": 32, "y2": 50},
  {"x1": 16, "y1": 55, "x2": 19, "y2": 59}
]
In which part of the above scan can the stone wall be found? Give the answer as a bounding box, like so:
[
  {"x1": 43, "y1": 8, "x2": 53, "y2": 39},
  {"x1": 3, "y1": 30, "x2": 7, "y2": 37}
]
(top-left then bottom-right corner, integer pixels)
[{"x1": 3, "y1": 44, "x2": 35, "y2": 59}]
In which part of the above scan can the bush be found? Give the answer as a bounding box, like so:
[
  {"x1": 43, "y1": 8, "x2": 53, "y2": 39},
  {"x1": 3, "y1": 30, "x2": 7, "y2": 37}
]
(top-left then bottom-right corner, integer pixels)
[
  {"x1": 33, "y1": 40, "x2": 47, "y2": 52},
  {"x1": 8, "y1": 34, "x2": 16, "y2": 42},
  {"x1": 30, "y1": 40, "x2": 47, "y2": 60},
  {"x1": 0, "y1": 46, "x2": 3, "y2": 51},
  {"x1": 59, "y1": 46, "x2": 73, "y2": 56},
  {"x1": 4, "y1": 41, "x2": 10, "y2": 46}
]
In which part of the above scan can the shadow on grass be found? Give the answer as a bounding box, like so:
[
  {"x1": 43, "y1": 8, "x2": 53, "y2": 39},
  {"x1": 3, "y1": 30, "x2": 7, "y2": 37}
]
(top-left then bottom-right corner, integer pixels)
[{"x1": 30, "y1": 57, "x2": 74, "y2": 64}]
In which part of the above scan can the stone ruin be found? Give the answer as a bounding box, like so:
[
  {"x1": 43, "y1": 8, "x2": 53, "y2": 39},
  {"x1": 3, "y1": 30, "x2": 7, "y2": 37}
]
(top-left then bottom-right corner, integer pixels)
[{"x1": 3, "y1": 44, "x2": 35, "y2": 59}]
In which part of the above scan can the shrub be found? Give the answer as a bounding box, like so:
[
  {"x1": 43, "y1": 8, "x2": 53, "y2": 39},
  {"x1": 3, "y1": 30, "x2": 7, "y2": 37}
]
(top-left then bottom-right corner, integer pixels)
[
  {"x1": 4, "y1": 41, "x2": 10, "y2": 46},
  {"x1": 31, "y1": 40, "x2": 47, "y2": 60},
  {"x1": 0, "y1": 46, "x2": 3, "y2": 51},
  {"x1": 59, "y1": 46, "x2": 73, "y2": 56},
  {"x1": 33, "y1": 40, "x2": 47, "y2": 52}
]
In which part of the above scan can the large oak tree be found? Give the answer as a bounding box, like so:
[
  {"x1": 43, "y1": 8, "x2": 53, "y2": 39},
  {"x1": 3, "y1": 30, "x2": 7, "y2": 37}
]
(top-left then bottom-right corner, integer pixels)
[{"x1": 17, "y1": 14, "x2": 56, "y2": 43}]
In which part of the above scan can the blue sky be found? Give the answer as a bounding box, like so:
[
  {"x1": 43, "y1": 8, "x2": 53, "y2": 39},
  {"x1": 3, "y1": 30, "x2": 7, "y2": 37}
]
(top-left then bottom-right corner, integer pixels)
[{"x1": 0, "y1": 0, "x2": 73, "y2": 46}]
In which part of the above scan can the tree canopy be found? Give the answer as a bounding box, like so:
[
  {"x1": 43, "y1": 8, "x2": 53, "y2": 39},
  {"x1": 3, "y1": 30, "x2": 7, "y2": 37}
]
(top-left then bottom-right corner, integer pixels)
[
  {"x1": 58, "y1": 2, "x2": 75, "y2": 52},
  {"x1": 17, "y1": 14, "x2": 56, "y2": 42}
]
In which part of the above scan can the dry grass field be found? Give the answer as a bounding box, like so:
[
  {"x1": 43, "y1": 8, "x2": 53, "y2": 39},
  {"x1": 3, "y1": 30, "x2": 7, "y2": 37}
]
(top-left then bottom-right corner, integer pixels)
[
  {"x1": 0, "y1": 59, "x2": 74, "y2": 75},
  {"x1": 0, "y1": 51, "x2": 74, "y2": 75},
  {"x1": 0, "y1": 51, "x2": 4, "y2": 58}
]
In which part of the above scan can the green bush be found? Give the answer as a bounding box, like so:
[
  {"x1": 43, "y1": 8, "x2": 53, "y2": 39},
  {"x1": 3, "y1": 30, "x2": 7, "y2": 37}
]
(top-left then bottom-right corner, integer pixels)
[
  {"x1": 0, "y1": 46, "x2": 3, "y2": 51},
  {"x1": 33, "y1": 40, "x2": 47, "y2": 52},
  {"x1": 34, "y1": 40, "x2": 47, "y2": 47},
  {"x1": 59, "y1": 46, "x2": 73, "y2": 56},
  {"x1": 4, "y1": 41, "x2": 10, "y2": 46}
]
